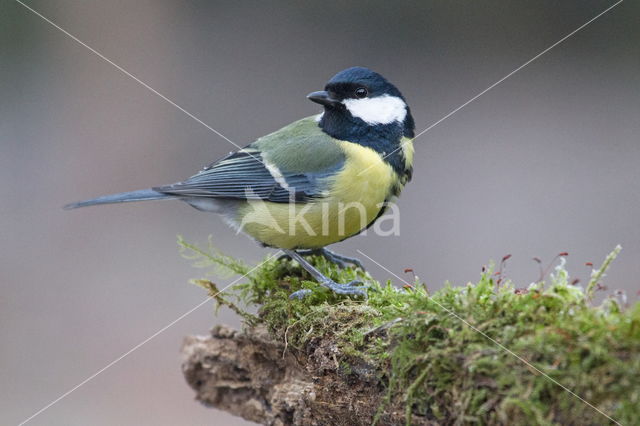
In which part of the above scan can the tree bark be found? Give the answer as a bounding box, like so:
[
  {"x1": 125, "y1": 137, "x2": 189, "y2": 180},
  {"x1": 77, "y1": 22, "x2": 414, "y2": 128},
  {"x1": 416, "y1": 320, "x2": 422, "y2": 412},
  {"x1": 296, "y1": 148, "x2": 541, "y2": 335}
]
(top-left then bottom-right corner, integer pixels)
[{"x1": 181, "y1": 324, "x2": 420, "y2": 426}]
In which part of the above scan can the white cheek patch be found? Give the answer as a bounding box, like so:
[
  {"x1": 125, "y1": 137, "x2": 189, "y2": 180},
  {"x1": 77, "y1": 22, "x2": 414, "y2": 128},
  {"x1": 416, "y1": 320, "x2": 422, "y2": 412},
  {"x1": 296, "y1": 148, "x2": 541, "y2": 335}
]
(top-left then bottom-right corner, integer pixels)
[{"x1": 342, "y1": 94, "x2": 407, "y2": 125}]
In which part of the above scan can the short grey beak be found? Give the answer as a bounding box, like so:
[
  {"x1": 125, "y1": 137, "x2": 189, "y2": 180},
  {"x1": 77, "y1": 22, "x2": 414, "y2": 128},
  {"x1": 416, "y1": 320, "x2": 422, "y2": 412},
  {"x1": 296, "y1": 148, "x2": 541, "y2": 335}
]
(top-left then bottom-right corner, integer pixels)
[{"x1": 307, "y1": 90, "x2": 340, "y2": 107}]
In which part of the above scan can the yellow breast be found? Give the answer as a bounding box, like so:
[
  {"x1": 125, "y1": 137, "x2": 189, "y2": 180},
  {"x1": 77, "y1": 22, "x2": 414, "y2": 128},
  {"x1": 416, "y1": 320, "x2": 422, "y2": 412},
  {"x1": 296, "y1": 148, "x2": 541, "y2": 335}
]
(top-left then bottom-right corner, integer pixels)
[
  {"x1": 330, "y1": 140, "x2": 396, "y2": 219},
  {"x1": 236, "y1": 141, "x2": 397, "y2": 249}
]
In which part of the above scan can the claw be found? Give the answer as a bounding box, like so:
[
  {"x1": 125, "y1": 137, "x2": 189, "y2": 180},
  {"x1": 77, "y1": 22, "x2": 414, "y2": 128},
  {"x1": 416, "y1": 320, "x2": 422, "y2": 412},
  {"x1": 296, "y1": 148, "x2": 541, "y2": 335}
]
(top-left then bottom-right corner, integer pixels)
[
  {"x1": 289, "y1": 289, "x2": 313, "y2": 299},
  {"x1": 288, "y1": 280, "x2": 369, "y2": 299},
  {"x1": 289, "y1": 281, "x2": 369, "y2": 299},
  {"x1": 324, "y1": 279, "x2": 368, "y2": 297}
]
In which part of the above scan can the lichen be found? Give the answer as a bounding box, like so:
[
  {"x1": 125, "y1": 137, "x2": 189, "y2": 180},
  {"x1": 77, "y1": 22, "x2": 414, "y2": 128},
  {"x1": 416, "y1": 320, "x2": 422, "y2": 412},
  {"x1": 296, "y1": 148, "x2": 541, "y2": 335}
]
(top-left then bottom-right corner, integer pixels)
[{"x1": 179, "y1": 238, "x2": 639, "y2": 425}]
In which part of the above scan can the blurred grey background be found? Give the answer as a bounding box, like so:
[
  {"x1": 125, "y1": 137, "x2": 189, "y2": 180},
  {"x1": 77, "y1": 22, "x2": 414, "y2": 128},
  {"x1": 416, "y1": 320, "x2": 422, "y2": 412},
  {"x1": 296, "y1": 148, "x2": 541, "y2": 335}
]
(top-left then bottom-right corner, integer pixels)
[{"x1": 1, "y1": 0, "x2": 638, "y2": 424}]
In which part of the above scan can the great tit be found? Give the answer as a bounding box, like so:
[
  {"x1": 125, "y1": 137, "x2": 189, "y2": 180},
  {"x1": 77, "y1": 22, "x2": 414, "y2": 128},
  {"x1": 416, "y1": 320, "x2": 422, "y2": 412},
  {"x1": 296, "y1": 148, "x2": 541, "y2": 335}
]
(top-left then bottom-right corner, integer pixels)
[{"x1": 66, "y1": 67, "x2": 415, "y2": 298}]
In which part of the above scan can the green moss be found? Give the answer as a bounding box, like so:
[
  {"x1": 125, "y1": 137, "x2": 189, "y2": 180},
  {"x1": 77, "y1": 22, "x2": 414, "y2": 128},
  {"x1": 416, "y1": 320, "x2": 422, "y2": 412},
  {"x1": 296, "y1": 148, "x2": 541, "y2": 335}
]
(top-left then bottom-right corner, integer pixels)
[{"x1": 179, "y1": 239, "x2": 639, "y2": 425}]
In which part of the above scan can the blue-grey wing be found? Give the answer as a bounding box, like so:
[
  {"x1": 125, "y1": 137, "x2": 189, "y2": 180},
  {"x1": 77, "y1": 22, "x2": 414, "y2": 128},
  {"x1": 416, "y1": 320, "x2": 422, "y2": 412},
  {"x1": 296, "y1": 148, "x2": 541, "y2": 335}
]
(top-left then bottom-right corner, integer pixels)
[{"x1": 154, "y1": 149, "x2": 341, "y2": 203}]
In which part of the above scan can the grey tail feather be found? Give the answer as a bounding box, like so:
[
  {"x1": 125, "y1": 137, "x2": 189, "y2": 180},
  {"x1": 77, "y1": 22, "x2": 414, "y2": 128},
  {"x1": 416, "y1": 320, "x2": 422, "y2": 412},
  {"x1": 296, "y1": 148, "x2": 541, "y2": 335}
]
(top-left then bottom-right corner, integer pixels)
[{"x1": 64, "y1": 189, "x2": 172, "y2": 210}]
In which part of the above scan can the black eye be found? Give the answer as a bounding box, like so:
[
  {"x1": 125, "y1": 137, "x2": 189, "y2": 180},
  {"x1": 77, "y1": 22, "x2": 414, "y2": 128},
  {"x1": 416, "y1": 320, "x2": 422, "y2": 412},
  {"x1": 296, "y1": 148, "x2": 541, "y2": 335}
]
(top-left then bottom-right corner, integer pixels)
[{"x1": 354, "y1": 87, "x2": 368, "y2": 98}]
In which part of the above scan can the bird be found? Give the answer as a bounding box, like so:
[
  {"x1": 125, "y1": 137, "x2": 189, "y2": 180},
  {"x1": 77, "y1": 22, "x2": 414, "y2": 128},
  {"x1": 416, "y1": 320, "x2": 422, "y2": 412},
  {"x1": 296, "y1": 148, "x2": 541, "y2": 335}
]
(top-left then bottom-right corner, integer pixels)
[{"x1": 65, "y1": 66, "x2": 415, "y2": 299}]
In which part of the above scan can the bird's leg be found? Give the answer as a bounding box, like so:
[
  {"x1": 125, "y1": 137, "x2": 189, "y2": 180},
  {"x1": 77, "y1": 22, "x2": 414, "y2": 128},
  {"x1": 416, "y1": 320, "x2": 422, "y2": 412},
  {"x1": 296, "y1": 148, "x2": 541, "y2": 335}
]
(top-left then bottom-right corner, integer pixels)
[
  {"x1": 315, "y1": 248, "x2": 365, "y2": 270},
  {"x1": 283, "y1": 249, "x2": 368, "y2": 299},
  {"x1": 278, "y1": 248, "x2": 364, "y2": 270}
]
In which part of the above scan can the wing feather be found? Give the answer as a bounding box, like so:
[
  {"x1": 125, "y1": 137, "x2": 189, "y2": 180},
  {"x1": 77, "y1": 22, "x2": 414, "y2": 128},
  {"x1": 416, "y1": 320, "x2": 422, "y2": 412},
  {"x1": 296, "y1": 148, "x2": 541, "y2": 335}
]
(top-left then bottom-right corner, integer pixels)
[{"x1": 155, "y1": 148, "x2": 340, "y2": 203}]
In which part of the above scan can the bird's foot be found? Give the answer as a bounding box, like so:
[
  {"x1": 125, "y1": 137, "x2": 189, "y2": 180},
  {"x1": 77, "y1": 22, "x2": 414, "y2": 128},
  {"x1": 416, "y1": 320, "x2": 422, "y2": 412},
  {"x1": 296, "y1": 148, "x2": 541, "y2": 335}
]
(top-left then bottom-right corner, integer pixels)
[
  {"x1": 289, "y1": 279, "x2": 368, "y2": 300},
  {"x1": 278, "y1": 248, "x2": 364, "y2": 270}
]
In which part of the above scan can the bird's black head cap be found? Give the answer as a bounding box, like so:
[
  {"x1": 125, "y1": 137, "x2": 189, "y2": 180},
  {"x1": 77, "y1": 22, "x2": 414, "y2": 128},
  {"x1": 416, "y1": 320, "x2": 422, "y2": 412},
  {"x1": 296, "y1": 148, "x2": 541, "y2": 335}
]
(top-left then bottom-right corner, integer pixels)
[{"x1": 326, "y1": 67, "x2": 405, "y2": 100}]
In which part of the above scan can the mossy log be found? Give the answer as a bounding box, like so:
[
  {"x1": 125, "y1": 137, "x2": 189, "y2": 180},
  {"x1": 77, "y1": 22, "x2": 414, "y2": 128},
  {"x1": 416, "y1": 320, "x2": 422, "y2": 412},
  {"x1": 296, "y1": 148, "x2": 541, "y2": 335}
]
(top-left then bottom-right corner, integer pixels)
[{"x1": 178, "y1": 241, "x2": 639, "y2": 425}]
